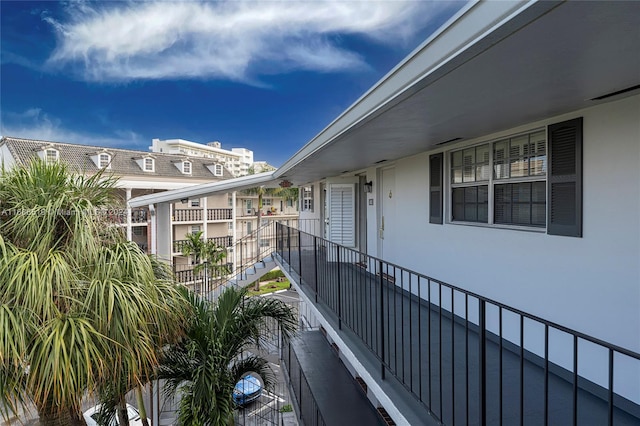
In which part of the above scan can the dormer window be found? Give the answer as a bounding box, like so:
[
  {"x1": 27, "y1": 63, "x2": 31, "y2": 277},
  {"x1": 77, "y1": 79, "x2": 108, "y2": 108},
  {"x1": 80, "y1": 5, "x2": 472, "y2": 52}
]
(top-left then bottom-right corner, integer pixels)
[
  {"x1": 99, "y1": 153, "x2": 111, "y2": 169},
  {"x1": 144, "y1": 157, "x2": 154, "y2": 172},
  {"x1": 182, "y1": 161, "x2": 192, "y2": 174},
  {"x1": 214, "y1": 164, "x2": 223, "y2": 176},
  {"x1": 45, "y1": 148, "x2": 59, "y2": 164}
]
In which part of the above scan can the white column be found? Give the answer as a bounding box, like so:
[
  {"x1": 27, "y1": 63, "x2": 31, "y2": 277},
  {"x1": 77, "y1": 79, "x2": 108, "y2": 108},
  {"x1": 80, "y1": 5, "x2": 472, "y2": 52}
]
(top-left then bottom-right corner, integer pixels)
[
  {"x1": 125, "y1": 188, "x2": 132, "y2": 241},
  {"x1": 232, "y1": 191, "x2": 237, "y2": 269},
  {"x1": 156, "y1": 202, "x2": 172, "y2": 263},
  {"x1": 202, "y1": 196, "x2": 208, "y2": 240},
  {"x1": 149, "y1": 204, "x2": 157, "y2": 256}
]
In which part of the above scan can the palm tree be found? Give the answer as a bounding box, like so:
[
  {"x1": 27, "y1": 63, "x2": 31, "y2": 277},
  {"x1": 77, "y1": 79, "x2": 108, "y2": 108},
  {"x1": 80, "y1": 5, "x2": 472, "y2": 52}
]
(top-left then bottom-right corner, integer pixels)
[
  {"x1": 0, "y1": 160, "x2": 187, "y2": 425},
  {"x1": 158, "y1": 286, "x2": 297, "y2": 426},
  {"x1": 181, "y1": 231, "x2": 228, "y2": 292}
]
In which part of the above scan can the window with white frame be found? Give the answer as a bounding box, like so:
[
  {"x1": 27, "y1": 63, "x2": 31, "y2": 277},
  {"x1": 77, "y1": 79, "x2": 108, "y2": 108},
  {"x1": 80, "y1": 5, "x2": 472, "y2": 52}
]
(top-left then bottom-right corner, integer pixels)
[
  {"x1": 191, "y1": 198, "x2": 200, "y2": 207},
  {"x1": 182, "y1": 161, "x2": 192, "y2": 174},
  {"x1": 228, "y1": 197, "x2": 233, "y2": 207},
  {"x1": 45, "y1": 148, "x2": 59, "y2": 164},
  {"x1": 99, "y1": 153, "x2": 111, "y2": 169},
  {"x1": 214, "y1": 164, "x2": 223, "y2": 176},
  {"x1": 143, "y1": 158, "x2": 154, "y2": 172},
  {"x1": 263, "y1": 198, "x2": 272, "y2": 206},
  {"x1": 191, "y1": 225, "x2": 201, "y2": 234},
  {"x1": 228, "y1": 222, "x2": 233, "y2": 230},
  {"x1": 450, "y1": 129, "x2": 546, "y2": 227},
  {"x1": 302, "y1": 186, "x2": 313, "y2": 212}
]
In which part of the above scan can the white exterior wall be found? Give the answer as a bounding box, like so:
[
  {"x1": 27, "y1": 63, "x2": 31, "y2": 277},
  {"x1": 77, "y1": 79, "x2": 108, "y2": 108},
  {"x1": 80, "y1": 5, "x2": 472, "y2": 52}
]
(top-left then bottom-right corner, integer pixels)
[{"x1": 0, "y1": 144, "x2": 16, "y2": 168}]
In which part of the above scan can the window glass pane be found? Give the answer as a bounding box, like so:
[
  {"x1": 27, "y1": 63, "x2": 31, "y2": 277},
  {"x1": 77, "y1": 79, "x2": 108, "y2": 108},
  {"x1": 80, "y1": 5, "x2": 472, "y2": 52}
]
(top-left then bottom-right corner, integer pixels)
[
  {"x1": 510, "y1": 158, "x2": 528, "y2": 177},
  {"x1": 478, "y1": 204, "x2": 488, "y2": 223},
  {"x1": 463, "y1": 165, "x2": 475, "y2": 182},
  {"x1": 452, "y1": 167, "x2": 463, "y2": 184},
  {"x1": 531, "y1": 204, "x2": 546, "y2": 226},
  {"x1": 453, "y1": 202, "x2": 464, "y2": 221},
  {"x1": 494, "y1": 160, "x2": 508, "y2": 179},
  {"x1": 453, "y1": 187, "x2": 464, "y2": 203},
  {"x1": 464, "y1": 186, "x2": 477, "y2": 203},
  {"x1": 512, "y1": 204, "x2": 531, "y2": 225},
  {"x1": 477, "y1": 185, "x2": 488, "y2": 203},
  {"x1": 476, "y1": 144, "x2": 490, "y2": 164},
  {"x1": 512, "y1": 183, "x2": 531, "y2": 202},
  {"x1": 464, "y1": 204, "x2": 477, "y2": 221},
  {"x1": 452, "y1": 151, "x2": 463, "y2": 167},
  {"x1": 532, "y1": 181, "x2": 546, "y2": 202}
]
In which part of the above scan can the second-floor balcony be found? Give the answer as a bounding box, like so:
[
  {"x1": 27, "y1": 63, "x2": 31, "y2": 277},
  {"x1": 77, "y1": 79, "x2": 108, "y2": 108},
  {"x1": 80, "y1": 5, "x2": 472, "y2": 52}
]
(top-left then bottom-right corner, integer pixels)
[
  {"x1": 274, "y1": 224, "x2": 640, "y2": 426},
  {"x1": 173, "y1": 235, "x2": 233, "y2": 254},
  {"x1": 173, "y1": 208, "x2": 232, "y2": 222}
]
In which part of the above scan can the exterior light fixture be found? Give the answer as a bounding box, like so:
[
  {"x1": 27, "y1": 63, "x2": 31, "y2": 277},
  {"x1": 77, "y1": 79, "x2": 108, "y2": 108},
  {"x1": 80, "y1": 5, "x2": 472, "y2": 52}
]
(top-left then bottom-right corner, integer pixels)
[
  {"x1": 364, "y1": 181, "x2": 373, "y2": 193},
  {"x1": 180, "y1": 198, "x2": 189, "y2": 204}
]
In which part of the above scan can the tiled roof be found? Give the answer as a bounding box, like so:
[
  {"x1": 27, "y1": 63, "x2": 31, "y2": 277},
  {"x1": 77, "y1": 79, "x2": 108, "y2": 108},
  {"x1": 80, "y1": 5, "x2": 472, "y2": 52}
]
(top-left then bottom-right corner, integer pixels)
[{"x1": 0, "y1": 136, "x2": 234, "y2": 180}]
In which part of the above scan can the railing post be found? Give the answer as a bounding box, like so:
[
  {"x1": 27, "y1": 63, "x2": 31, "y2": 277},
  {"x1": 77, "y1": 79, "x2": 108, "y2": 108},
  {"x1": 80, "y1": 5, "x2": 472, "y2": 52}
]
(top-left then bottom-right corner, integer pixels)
[
  {"x1": 287, "y1": 225, "x2": 292, "y2": 268},
  {"x1": 298, "y1": 228, "x2": 302, "y2": 278},
  {"x1": 336, "y1": 244, "x2": 342, "y2": 330},
  {"x1": 313, "y1": 235, "x2": 318, "y2": 304},
  {"x1": 479, "y1": 299, "x2": 486, "y2": 426},
  {"x1": 379, "y1": 259, "x2": 385, "y2": 380}
]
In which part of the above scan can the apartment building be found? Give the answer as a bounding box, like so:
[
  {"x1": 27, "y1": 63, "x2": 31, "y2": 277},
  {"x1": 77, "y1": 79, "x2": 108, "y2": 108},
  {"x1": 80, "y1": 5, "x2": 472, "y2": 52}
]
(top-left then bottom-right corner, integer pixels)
[
  {"x1": 150, "y1": 138, "x2": 259, "y2": 177},
  {"x1": 130, "y1": 1, "x2": 640, "y2": 425},
  {"x1": 0, "y1": 137, "x2": 298, "y2": 275}
]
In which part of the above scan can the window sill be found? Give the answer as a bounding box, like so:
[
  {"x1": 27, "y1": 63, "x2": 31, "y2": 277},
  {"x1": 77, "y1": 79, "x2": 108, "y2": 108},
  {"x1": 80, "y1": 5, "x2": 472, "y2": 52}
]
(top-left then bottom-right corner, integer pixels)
[{"x1": 447, "y1": 220, "x2": 546, "y2": 233}]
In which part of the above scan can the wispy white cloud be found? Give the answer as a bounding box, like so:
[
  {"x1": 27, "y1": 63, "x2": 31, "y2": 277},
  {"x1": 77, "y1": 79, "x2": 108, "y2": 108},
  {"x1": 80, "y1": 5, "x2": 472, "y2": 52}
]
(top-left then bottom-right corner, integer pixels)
[
  {"x1": 1, "y1": 108, "x2": 145, "y2": 149},
  {"x1": 44, "y1": 1, "x2": 455, "y2": 83}
]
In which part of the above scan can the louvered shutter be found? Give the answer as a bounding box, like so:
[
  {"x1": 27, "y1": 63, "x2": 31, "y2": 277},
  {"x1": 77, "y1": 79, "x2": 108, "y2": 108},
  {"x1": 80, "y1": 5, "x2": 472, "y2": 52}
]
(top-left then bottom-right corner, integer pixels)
[
  {"x1": 547, "y1": 118, "x2": 582, "y2": 237},
  {"x1": 429, "y1": 153, "x2": 443, "y2": 224},
  {"x1": 328, "y1": 184, "x2": 355, "y2": 247}
]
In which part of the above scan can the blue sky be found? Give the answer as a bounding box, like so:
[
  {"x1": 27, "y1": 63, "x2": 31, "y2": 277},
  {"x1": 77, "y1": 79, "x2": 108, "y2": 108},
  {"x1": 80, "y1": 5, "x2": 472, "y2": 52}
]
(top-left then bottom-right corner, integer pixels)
[{"x1": 1, "y1": 1, "x2": 465, "y2": 166}]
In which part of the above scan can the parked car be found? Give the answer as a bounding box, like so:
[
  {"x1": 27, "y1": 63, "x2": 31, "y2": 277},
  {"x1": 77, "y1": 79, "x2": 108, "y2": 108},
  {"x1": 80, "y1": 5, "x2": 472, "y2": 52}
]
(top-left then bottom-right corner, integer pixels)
[
  {"x1": 83, "y1": 403, "x2": 149, "y2": 426},
  {"x1": 233, "y1": 374, "x2": 263, "y2": 406}
]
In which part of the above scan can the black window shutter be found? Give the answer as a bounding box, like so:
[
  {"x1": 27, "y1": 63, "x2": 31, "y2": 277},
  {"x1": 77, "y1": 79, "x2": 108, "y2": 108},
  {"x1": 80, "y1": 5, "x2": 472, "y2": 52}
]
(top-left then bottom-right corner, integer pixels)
[
  {"x1": 547, "y1": 118, "x2": 582, "y2": 237},
  {"x1": 429, "y1": 153, "x2": 443, "y2": 224}
]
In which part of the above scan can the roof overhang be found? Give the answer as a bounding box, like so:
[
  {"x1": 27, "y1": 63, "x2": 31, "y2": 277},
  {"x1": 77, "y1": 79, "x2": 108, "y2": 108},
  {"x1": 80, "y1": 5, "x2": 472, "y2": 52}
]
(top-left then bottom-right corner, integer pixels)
[
  {"x1": 129, "y1": 0, "x2": 640, "y2": 206},
  {"x1": 128, "y1": 171, "x2": 278, "y2": 207}
]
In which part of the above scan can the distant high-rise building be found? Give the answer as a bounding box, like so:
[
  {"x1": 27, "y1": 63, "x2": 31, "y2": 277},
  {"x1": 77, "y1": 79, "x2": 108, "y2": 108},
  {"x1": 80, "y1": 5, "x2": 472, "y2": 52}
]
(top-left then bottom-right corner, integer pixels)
[{"x1": 150, "y1": 138, "x2": 269, "y2": 177}]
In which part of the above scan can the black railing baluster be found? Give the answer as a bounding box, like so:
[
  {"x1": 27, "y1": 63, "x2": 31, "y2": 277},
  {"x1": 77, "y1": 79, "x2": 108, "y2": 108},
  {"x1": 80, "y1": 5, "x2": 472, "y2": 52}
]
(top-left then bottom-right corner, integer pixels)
[
  {"x1": 573, "y1": 335, "x2": 578, "y2": 426},
  {"x1": 439, "y1": 283, "x2": 443, "y2": 420},
  {"x1": 379, "y1": 259, "x2": 385, "y2": 380},
  {"x1": 608, "y1": 348, "x2": 614, "y2": 426},
  {"x1": 499, "y1": 306, "x2": 503, "y2": 426},
  {"x1": 544, "y1": 324, "x2": 549, "y2": 426},
  {"x1": 409, "y1": 273, "x2": 413, "y2": 394},
  {"x1": 451, "y1": 288, "x2": 455, "y2": 426},
  {"x1": 313, "y1": 236, "x2": 318, "y2": 303},
  {"x1": 479, "y1": 299, "x2": 486, "y2": 426},
  {"x1": 418, "y1": 276, "x2": 423, "y2": 403},
  {"x1": 465, "y1": 294, "x2": 469, "y2": 426},
  {"x1": 337, "y1": 245, "x2": 342, "y2": 330},
  {"x1": 520, "y1": 315, "x2": 525, "y2": 426},
  {"x1": 428, "y1": 279, "x2": 432, "y2": 410}
]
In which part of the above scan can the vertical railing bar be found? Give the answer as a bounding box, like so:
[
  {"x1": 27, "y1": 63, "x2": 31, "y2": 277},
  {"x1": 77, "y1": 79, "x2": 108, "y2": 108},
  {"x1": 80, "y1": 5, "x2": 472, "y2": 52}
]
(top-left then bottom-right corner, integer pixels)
[
  {"x1": 544, "y1": 324, "x2": 549, "y2": 426},
  {"x1": 439, "y1": 283, "x2": 443, "y2": 420},
  {"x1": 479, "y1": 299, "x2": 486, "y2": 426},
  {"x1": 387, "y1": 263, "x2": 391, "y2": 374},
  {"x1": 499, "y1": 307, "x2": 503, "y2": 426},
  {"x1": 313, "y1": 236, "x2": 318, "y2": 304},
  {"x1": 573, "y1": 335, "x2": 578, "y2": 426},
  {"x1": 393, "y1": 265, "x2": 398, "y2": 375},
  {"x1": 402, "y1": 268, "x2": 406, "y2": 384},
  {"x1": 379, "y1": 259, "x2": 385, "y2": 379},
  {"x1": 608, "y1": 348, "x2": 614, "y2": 426},
  {"x1": 337, "y1": 245, "x2": 342, "y2": 330},
  {"x1": 428, "y1": 279, "x2": 432, "y2": 410},
  {"x1": 409, "y1": 273, "x2": 413, "y2": 393},
  {"x1": 520, "y1": 315, "x2": 524, "y2": 426},
  {"x1": 298, "y1": 227, "x2": 302, "y2": 278},
  {"x1": 451, "y1": 288, "x2": 456, "y2": 426},
  {"x1": 465, "y1": 294, "x2": 469, "y2": 426},
  {"x1": 418, "y1": 276, "x2": 423, "y2": 403}
]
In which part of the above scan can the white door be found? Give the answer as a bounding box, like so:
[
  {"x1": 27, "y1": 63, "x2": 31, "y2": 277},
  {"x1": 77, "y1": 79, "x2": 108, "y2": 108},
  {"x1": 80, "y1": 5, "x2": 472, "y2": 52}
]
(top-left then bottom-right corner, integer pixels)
[
  {"x1": 378, "y1": 168, "x2": 396, "y2": 262},
  {"x1": 327, "y1": 183, "x2": 356, "y2": 247}
]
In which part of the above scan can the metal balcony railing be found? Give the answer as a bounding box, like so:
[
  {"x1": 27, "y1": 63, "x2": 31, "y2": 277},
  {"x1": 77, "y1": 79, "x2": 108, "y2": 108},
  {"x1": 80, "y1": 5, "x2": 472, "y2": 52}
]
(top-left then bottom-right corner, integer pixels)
[{"x1": 275, "y1": 223, "x2": 640, "y2": 426}]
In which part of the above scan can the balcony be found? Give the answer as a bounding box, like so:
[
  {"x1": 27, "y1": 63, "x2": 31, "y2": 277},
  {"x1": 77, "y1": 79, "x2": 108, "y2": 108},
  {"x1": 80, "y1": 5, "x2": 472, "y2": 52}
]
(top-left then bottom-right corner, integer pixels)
[
  {"x1": 173, "y1": 208, "x2": 232, "y2": 222},
  {"x1": 275, "y1": 224, "x2": 640, "y2": 426},
  {"x1": 173, "y1": 236, "x2": 233, "y2": 254}
]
